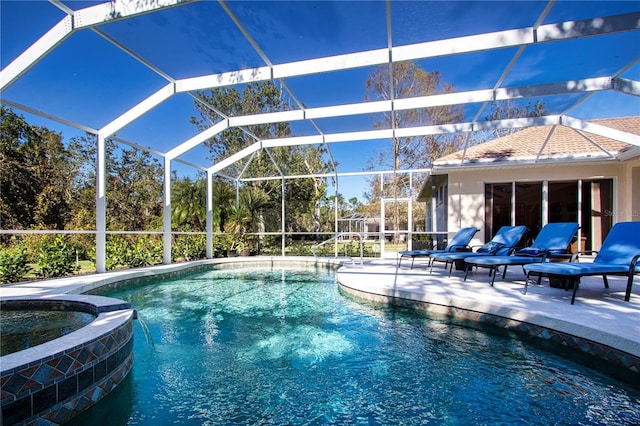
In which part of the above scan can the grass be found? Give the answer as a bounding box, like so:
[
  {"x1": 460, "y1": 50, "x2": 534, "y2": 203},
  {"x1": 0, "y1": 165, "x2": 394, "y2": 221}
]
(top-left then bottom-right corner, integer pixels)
[{"x1": 23, "y1": 260, "x2": 96, "y2": 280}]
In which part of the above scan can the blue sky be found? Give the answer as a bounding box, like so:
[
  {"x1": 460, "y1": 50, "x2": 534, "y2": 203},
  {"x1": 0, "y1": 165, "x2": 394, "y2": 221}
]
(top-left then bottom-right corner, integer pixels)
[{"x1": 1, "y1": 1, "x2": 639, "y2": 200}]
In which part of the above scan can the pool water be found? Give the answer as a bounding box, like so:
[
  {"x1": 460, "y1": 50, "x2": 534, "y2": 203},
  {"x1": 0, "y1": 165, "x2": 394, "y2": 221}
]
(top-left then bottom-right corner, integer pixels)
[
  {"x1": 0, "y1": 309, "x2": 96, "y2": 356},
  {"x1": 71, "y1": 267, "x2": 640, "y2": 424}
]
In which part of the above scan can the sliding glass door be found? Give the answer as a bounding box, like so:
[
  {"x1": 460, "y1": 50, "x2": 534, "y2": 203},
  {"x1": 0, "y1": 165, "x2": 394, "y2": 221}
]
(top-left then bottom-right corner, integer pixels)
[{"x1": 484, "y1": 179, "x2": 613, "y2": 250}]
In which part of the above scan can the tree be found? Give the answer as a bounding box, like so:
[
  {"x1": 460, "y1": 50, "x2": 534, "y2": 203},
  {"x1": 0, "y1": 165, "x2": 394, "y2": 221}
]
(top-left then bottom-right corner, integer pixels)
[
  {"x1": 192, "y1": 81, "x2": 331, "y2": 236},
  {"x1": 477, "y1": 99, "x2": 547, "y2": 143},
  {"x1": 171, "y1": 173, "x2": 207, "y2": 231},
  {"x1": 66, "y1": 135, "x2": 98, "y2": 232},
  {"x1": 347, "y1": 197, "x2": 362, "y2": 214},
  {"x1": 0, "y1": 106, "x2": 77, "y2": 231},
  {"x1": 364, "y1": 62, "x2": 466, "y2": 241},
  {"x1": 67, "y1": 135, "x2": 163, "y2": 232}
]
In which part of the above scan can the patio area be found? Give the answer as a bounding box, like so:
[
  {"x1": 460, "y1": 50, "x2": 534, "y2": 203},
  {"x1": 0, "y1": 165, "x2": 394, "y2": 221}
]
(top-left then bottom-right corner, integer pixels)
[{"x1": 337, "y1": 258, "x2": 640, "y2": 362}]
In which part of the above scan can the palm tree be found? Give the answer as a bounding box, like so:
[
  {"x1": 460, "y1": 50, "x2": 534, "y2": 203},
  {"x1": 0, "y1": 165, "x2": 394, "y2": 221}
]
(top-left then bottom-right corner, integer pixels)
[
  {"x1": 225, "y1": 204, "x2": 252, "y2": 252},
  {"x1": 171, "y1": 177, "x2": 206, "y2": 231}
]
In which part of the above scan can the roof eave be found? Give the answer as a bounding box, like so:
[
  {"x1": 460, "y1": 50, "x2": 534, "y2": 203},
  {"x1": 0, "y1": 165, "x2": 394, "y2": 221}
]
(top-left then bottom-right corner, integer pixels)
[
  {"x1": 617, "y1": 146, "x2": 640, "y2": 161},
  {"x1": 432, "y1": 154, "x2": 627, "y2": 172}
]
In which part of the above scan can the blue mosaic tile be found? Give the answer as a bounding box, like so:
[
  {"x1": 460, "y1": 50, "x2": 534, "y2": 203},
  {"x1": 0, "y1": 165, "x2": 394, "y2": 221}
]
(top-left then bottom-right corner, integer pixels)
[
  {"x1": 32, "y1": 364, "x2": 54, "y2": 384},
  {"x1": 3, "y1": 373, "x2": 28, "y2": 396}
]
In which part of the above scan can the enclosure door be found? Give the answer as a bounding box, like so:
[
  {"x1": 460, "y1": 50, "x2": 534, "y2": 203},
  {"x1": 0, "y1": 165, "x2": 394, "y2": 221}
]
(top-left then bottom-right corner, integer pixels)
[{"x1": 380, "y1": 198, "x2": 411, "y2": 257}]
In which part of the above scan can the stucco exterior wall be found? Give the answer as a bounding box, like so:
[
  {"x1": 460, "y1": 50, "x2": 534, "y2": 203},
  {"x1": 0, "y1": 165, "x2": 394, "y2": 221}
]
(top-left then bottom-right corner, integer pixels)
[{"x1": 442, "y1": 159, "x2": 640, "y2": 245}]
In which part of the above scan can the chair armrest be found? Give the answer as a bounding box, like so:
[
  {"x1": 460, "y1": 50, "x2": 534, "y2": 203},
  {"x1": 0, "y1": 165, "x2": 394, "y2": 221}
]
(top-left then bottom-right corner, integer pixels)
[
  {"x1": 446, "y1": 244, "x2": 471, "y2": 252},
  {"x1": 508, "y1": 247, "x2": 519, "y2": 255},
  {"x1": 540, "y1": 249, "x2": 573, "y2": 262},
  {"x1": 631, "y1": 254, "x2": 640, "y2": 272}
]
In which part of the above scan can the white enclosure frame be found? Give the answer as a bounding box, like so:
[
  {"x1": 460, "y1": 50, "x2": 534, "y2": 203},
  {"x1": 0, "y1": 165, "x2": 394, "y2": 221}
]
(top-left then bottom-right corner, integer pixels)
[{"x1": 1, "y1": 1, "x2": 639, "y2": 272}]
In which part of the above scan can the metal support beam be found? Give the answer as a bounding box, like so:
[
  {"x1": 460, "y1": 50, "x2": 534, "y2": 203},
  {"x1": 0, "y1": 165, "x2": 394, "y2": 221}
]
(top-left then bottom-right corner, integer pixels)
[
  {"x1": 281, "y1": 178, "x2": 286, "y2": 256},
  {"x1": 206, "y1": 170, "x2": 213, "y2": 259},
  {"x1": 163, "y1": 157, "x2": 172, "y2": 265},
  {"x1": 209, "y1": 142, "x2": 262, "y2": 174},
  {"x1": 1, "y1": 16, "x2": 73, "y2": 90},
  {"x1": 173, "y1": 13, "x2": 639, "y2": 91},
  {"x1": 96, "y1": 134, "x2": 107, "y2": 273},
  {"x1": 167, "y1": 119, "x2": 230, "y2": 160},
  {"x1": 102, "y1": 83, "x2": 176, "y2": 138},
  {"x1": 73, "y1": 0, "x2": 190, "y2": 29},
  {"x1": 334, "y1": 177, "x2": 339, "y2": 257},
  {"x1": 612, "y1": 77, "x2": 640, "y2": 96},
  {"x1": 561, "y1": 116, "x2": 640, "y2": 147},
  {"x1": 1, "y1": 0, "x2": 189, "y2": 91}
]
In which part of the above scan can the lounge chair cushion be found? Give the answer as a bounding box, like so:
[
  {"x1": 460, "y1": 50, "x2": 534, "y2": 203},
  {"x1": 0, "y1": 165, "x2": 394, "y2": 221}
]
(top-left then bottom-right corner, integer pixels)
[
  {"x1": 515, "y1": 247, "x2": 547, "y2": 256},
  {"x1": 524, "y1": 262, "x2": 632, "y2": 276},
  {"x1": 468, "y1": 222, "x2": 579, "y2": 266},
  {"x1": 467, "y1": 255, "x2": 546, "y2": 266},
  {"x1": 524, "y1": 222, "x2": 640, "y2": 276},
  {"x1": 399, "y1": 227, "x2": 478, "y2": 257},
  {"x1": 591, "y1": 222, "x2": 640, "y2": 266},
  {"x1": 477, "y1": 242, "x2": 504, "y2": 254}
]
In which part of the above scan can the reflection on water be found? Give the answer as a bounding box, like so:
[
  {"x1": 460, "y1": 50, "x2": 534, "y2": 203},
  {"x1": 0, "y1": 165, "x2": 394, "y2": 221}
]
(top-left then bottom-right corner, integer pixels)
[
  {"x1": 69, "y1": 267, "x2": 640, "y2": 425},
  {"x1": 0, "y1": 309, "x2": 95, "y2": 356}
]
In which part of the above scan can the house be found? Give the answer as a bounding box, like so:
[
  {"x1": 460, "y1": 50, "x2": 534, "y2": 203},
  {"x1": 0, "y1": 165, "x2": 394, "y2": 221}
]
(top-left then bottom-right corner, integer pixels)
[{"x1": 418, "y1": 116, "x2": 640, "y2": 251}]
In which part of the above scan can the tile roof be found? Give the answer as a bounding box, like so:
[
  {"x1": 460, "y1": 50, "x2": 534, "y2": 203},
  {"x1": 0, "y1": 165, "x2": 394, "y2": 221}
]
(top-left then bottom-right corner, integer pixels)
[{"x1": 434, "y1": 116, "x2": 640, "y2": 167}]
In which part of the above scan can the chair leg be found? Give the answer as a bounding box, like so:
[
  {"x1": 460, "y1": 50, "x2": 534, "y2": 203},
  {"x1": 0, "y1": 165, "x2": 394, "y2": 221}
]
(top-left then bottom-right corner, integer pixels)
[
  {"x1": 490, "y1": 267, "x2": 497, "y2": 286},
  {"x1": 602, "y1": 275, "x2": 609, "y2": 289},
  {"x1": 570, "y1": 279, "x2": 580, "y2": 304},
  {"x1": 625, "y1": 272, "x2": 635, "y2": 302},
  {"x1": 524, "y1": 272, "x2": 543, "y2": 294},
  {"x1": 501, "y1": 266, "x2": 508, "y2": 279},
  {"x1": 463, "y1": 263, "x2": 471, "y2": 281},
  {"x1": 447, "y1": 261, "x2": 454, "y2": 278}
]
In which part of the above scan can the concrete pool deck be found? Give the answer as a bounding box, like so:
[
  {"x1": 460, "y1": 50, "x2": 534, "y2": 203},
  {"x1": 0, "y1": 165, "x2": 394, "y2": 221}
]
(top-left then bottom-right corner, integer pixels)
[
  {"x1": 337, "y1": 258, "x2": 640, "y2": 362},
  {"x1": 1, "y1": 256, "x2": 638, "y2": 364}
]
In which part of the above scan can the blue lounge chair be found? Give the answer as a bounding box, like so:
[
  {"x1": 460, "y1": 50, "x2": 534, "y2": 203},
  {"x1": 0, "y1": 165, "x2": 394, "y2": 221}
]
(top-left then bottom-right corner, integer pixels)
[
  {"x1": 463, "y1": 222, "x2": 579, "y2": 285},
  {"x1": 398, "y1": 227, "x2": 478, "y2": 269},
  {"x1": 523, "y1": 221, "x2": 640, "y2": 304},
  {"x1": 430, "y1": 225, "x2": 527, "y2": 277}
]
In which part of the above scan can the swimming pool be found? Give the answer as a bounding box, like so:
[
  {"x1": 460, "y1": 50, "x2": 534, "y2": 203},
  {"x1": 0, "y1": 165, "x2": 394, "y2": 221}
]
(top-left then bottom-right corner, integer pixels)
[{"x1": 71, "y1": 266, "x2": 640, "y2": 424}]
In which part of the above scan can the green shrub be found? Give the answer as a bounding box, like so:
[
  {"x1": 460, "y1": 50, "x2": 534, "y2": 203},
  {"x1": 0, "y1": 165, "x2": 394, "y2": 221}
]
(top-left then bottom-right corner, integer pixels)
[
  {"x1": 173, "y1": 234, "x2": 207, "y2": 262},
  {"x1": 105, "y1": 236, "x2": 128, "y2": 270},
  {"x1": 0, "y1": 245, "x2": 32, "y2": 284},
  {"x1": 215, "y1": 234, "x2": 231, "y2": 257},
  {"x1": 125, "y1": 236, "x2": 163, "y2": 268},
  {"x1": 35, "y1": 235, "x2": 79, "y2": 278},
  {"x1": 105, "y1": 235, "x2": 163, "y2": 270}
]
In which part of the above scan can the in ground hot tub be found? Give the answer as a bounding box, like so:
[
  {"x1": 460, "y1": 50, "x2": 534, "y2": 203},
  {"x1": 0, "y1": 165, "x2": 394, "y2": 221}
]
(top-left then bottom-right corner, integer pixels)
[
  {"x1": 1, "y1": 307, "x2": 96, "y2": 356},
  {"x1": 0, "y1": 296, "x2": 134, "y2": 425}
]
